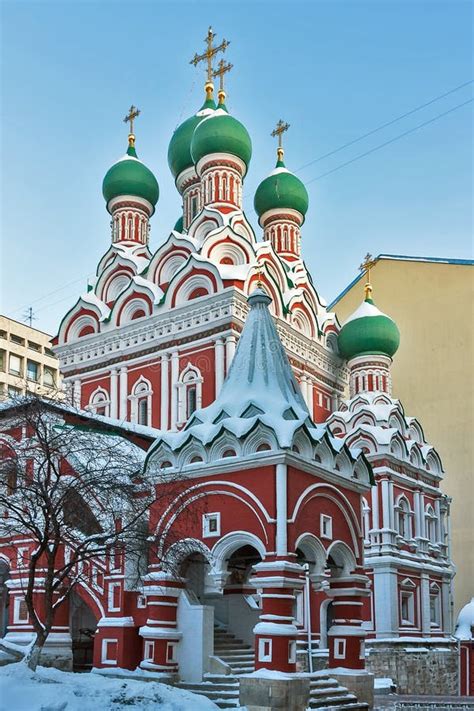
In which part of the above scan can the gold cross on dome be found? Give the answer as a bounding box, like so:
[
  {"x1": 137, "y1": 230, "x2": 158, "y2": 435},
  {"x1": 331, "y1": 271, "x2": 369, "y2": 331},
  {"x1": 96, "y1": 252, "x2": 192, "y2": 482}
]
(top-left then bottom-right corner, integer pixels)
[
  {"x1": 190, "y1": 26, "x2": 230, "y2": 84},
  {"x1": 271, "y1": 119, "x2": 290, "y2": 148},
  {"x1": 123, "y1": 105, "x2": 140, "y2": 135},
  {"x1": 213, "y1": 58, "x2": 233, "y2": 94},
  {"x1": 359, "y1": 253, "x2": 377, "y2": 299}
]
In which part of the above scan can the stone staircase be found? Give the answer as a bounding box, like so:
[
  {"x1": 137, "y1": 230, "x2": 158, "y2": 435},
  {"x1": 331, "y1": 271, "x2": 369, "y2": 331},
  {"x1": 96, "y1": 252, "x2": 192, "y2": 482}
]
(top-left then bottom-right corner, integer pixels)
[
  {"x1": 307, "y1": 672, "x2": 369, "y2": 709},
  {"x1": 177, "y1": 624, "x2": 368, "y2": 710}
]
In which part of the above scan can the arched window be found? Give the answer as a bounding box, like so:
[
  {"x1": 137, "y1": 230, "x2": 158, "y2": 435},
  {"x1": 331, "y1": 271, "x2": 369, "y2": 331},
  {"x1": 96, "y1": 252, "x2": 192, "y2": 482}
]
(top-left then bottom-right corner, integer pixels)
[
  {"x1": 396, "y1": 496, "x2": 412, "y2": 540},
  {"x1": 78, "y1": 325, "x2": 95, "y2": 338},
  {"x1": 130, "y1": 379, "x2": 152, "y2": 426},
  {"x1": 425, "y1": 505, "x2": 437, "y2": 544},
  {"x1": 89, "y1": 388, "x2": 110, "y2": 417},
  {"x1": 362, "y1": 498, "x2": 371, "y2": 543},
  {"x1": 178, "y1": 365, "x2": 202, "y2": 423}
]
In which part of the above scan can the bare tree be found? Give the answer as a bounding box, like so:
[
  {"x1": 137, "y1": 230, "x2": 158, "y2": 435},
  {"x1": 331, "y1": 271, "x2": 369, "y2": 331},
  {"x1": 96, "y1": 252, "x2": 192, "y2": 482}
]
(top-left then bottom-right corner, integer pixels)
[{"x1": 0, "y1": 396, "x2": 183, "y2": 671}]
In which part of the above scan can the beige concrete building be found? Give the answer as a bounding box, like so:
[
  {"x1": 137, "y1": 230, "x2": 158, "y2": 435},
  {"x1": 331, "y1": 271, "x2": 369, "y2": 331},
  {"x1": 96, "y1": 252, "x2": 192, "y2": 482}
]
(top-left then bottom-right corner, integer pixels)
[
  {"x1": 0, "y1": 315, "x2": 62, "y2": 400},
  {"x1": 330, "y1": 254, "x2": 473, "y2": 620}
]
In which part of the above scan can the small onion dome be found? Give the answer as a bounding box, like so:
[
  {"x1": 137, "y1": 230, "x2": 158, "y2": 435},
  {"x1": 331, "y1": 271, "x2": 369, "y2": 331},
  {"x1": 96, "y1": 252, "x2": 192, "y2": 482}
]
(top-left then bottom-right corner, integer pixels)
[
  {"x1": 191, "y1": 102, "x2": 252, "y2": 173},
  {"x1": 173, "y1": 215, "x2": 184, "y2": 232},
  {"x1": 254, "y1": 156, "x2": 309, "y2": 225},
  {"x1": 454, "y1": 597, "x2": 474, "y2": 640},
  {"x1": 167, "y1": 97, "x2": 216, "y2": 180},
  {"x1": 338, "y1": 297, "x2": 400, "y2": 361},
  {"x1": 102, "y1": 143, "x2": 159, "y2": 214}
]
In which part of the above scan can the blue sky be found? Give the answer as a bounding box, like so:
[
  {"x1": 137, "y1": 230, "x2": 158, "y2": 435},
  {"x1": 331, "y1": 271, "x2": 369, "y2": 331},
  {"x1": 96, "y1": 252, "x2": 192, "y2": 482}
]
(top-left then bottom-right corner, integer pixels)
[{"x1": 1, "y1": 0, "x2": 472, "y2": 334}]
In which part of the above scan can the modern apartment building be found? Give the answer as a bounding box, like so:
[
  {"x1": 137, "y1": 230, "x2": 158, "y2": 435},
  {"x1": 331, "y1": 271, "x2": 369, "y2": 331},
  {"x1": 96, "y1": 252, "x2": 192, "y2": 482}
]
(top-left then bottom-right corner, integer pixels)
[{"x1": 0, "y1": 315, "x2": 62, "y2": 400}]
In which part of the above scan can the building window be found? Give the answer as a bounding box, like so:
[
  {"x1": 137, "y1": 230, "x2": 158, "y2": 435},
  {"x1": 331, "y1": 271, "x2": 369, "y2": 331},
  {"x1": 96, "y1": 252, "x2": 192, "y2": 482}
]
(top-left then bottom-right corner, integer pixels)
[
  {"x1": 101, "y1": 639, "x2": 118, "y2": 665},
  {"x1": 258, "y1": 638, "x2": 272, "y2": 662},
  {"x1": 9, "y1": 354, "x2": 22, "y2": 376},
  {"x1": 202, "y1": 512, "x2": 220, "y2": 538},
  {"x1": 178, "y1": 366, "x2": 202, "y2": 423},
  {"x1": 191, "y1": 195, "x2": 198, "y2": 219},
  {"x1": 430, "y1": 585, "x2": 441, "y2": 627},
  {"x1": 26, "y1": 360, "x2": 40, "y2": 382},
  {"x1": 131, "y1": 379, "x2": 152, "y2": 426},
  {"x1": 13, "y1": 597, "x2": 29, "y2": 624},
  {"x1": 400, "y1": 583, "x2": 416, "y2": 626},
  {"x1": 396, "y1": 497, "x2": 412, "y2": 540},
  {"x1": 8, "y1": 385, "x2": 22, "y2": 398},
  {"x1": 288, "y1": 640, "x2": 297, "y2": 664},
  {"x1": 89, "y1": 388, "x2": 110, "y2": 417},
  {"x1": 137, "y1": 595, "x2": 147, "y2": 609},
  {"x1": 108, "y1": 582, "x2": 121, "y2": 612},
  {"x1": 320, "y1": 514, "x2": 333, "y2": 540},
  {"x1": 43, "y1": 367, "x2": 55, "y2": 388},
  {"x1": 144, "y1": 640, "x2": 154, "y2": 661},
  {"x1": 166, "y1": 642, "x2": 177, "y2": 663},
  {"x1": 0, "y1": 350, "x2": 5, "y2": 372},
  {"x1": 425, "y1": 505, "x2": 437, "y2": 544},
  {"x1": 10, "y1": 334, "x2": 24, "y2": 346},
  {"x1": 28, "y1": 341, "x2": 41, "y2": 352},
  {"x1": 334, "y1": 638, "x2": 346, "y2": 659}
]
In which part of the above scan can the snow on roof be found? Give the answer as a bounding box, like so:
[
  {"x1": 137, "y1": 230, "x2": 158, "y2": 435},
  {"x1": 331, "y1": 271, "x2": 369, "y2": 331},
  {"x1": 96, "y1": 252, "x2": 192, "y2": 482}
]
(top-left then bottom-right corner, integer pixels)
[
  {"x1": 455, "y1": 597, "x2": 474, "y2": 640},
  {"x1": 342, "y1": 298, "x2": 392, "y2": 326},
  {"x1": 151, "y1": 288, "x2": 314, "y2": 451},
  {"x1": 132, "y1": 275, "x2": 163, "y2": 302}
]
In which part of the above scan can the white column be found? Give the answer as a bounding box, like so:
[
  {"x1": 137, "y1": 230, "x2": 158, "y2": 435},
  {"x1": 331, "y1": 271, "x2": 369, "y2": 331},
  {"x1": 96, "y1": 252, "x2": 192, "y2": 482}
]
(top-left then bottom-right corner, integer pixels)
[
  {"x1": 110, "y1": 369, "x2": 118, "y2": 419},
  {"x1": 119, "y1": 367, "x2": 128, "y2": 420},
  {"x1": 434, "y1": 498, "x2": 441, "y2": 542},
  {"x1": 275, "y1": 463, "x2": 288, "y2": 556},
  {"x1": 225, "y1": 335, "x2": 237, "y2": 374},
  {"x1": 300, "y1": 375, "x2": 309, "y2": 409},
  {"x1": 160, "y1": 353, "x2": 169, "y2": 430},
  {"x1": 170, "y1": 349, "x2": 179, "y2": 430},
  {"x1": 371, "y1": 484, "x2": 379, "y2": 531},
  {"x1": 381, "y1": 479, "x2": 391, "y2": 529},
  {"x1": 307, "y1": 376, "x2": 314, "y2": 413},
  {"x1": 413, "y1": 490, "x2": 421, "y2": 538},
  {"x1": 373, "y1": 567, "x2": 399, "y2": 638},
  {"x1": 215, "y1": 338, "x2": 225, "y2": 395},
  {"x1": 73, "y1": 379, "x2": 81, "y2": 408},
  {"x1": 388, "y1": 480, "x2": 395, "y2": 529},
  {"x1": 419, "y1": 493, "x2": 426, "y2": 538},
  {"x1": 420, "y1": 572, "x2": 431, "y2": 635}
]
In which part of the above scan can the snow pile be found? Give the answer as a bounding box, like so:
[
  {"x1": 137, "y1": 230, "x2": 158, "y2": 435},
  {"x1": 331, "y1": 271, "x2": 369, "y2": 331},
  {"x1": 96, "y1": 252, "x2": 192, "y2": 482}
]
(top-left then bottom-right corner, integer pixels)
[
  {"x1": 455, "y1": 597, "x2": 474, "y2": 640},
  {"x1": 0, "y1": 663, "x2": 218, "y2": 711}
]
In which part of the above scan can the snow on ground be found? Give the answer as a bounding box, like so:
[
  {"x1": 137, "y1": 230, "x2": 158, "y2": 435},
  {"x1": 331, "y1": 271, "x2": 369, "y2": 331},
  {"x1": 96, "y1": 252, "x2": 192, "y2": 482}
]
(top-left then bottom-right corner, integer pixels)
[{"x1": 0, "y1": 663, "x2": 218, "y2": 711}]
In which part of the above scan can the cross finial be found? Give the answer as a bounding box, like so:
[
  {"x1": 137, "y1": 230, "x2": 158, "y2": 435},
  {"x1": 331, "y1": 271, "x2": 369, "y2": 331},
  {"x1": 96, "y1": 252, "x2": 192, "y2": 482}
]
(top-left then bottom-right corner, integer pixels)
[
  {"x1": 359, "y1": 252, "x2": 377, "y2": 300},
  {"x1": 271, "y1": 119, "x2": 290, "y2": 161},
  {"x1": 190, "y1": 26, "x2": 230, "y2": 99},
  {"x1": 213, "y1": 58, "x2": 233, "y2": 102},
  {"x1": 123, "y1": 105, "x2": 141, "y2": 147}
]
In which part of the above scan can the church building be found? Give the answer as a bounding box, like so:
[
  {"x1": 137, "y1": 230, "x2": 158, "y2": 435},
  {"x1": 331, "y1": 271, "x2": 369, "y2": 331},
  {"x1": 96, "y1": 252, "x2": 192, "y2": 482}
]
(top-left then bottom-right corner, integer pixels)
[{"x1": 0, "y1": 27, "x2": 458, "y2": 706}]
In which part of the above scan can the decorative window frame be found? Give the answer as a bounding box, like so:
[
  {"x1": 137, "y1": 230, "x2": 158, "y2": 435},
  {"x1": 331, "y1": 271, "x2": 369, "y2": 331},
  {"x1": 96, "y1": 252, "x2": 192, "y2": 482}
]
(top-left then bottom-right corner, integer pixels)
[
  {"x1": 425, "y1": 505, "x2": 438, "y2": 544},
  {"x1": 101, "y1": 638, "x2": 118, "y2": 665},
  {"x1": 429, "y1": 583, "x2": 441, "y2": 627},
  {"x1": 320, "y1": 514, "x2": 333, "y2": 541},
  {"x1": 108, "y1": 582, "x2": 122, "y2": 612},
  {"x1": 88, "y1": 387, "x2": 111, "y2": 417},
  {"x1": 395, "y1": 495, "x2": 413, "y2": 541},
  {"x1": 144, "y1": 640, "x2": 154, "y2": 662},
  {"x1": 399, "y1": 578, "x2": 417, "y2": 626},
  {"x1": 203, "y1": 512, "x2": 221, "y2": 539},
  {"x1": 13, "y1": 596, "x2": 29, "y2": 624},
  {"x1": 334, "y1": 638, "x2": 346, "y2": 659},
  {"x1": 177, "y1": 364, "x2": 203, "y2": 424},
  {"x1": 129, "y1": 377, "x2": 153, "y2": 426},
  {"x1": 258, "y1": 638, "x2": 272, "y2": 663}
]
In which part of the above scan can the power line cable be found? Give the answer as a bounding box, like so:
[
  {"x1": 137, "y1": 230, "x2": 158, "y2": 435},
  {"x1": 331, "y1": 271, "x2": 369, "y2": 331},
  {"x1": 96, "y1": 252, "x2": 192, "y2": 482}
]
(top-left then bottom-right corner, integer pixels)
[
  {"x1": 295, "y1": 79, "x2": 473, "y2": 173},
  {"x1": 305, "y1": 98, "x2": 473, "y2": 185}
]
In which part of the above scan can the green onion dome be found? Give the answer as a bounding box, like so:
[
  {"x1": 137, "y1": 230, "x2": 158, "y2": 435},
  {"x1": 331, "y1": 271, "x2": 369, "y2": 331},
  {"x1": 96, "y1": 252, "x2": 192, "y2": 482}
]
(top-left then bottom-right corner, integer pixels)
[
  {"x1": 102, "y1": 143, "x2": 159, "y2": 214},
  {"x1": 190, "y1": 103, "x2": 252, "y2": 173},
  {"x1": 167, "y1": 97, "x2": 216, "y2": 180},
  {"x1": 338, "y1": 297, "x2": 400, "y2": 361},
  {"x1": 173, "y1": 215, "x2": 184, "y2": 232},
  {"x1": 254, "y1": 154, "x2": 309, "y2": 224}
]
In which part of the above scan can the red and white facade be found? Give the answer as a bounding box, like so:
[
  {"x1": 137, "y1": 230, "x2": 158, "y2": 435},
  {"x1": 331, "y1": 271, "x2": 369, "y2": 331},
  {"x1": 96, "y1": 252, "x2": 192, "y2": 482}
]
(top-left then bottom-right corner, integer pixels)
[{"x1": 0, "y1": 87, "x2": 457, "y2": 693}]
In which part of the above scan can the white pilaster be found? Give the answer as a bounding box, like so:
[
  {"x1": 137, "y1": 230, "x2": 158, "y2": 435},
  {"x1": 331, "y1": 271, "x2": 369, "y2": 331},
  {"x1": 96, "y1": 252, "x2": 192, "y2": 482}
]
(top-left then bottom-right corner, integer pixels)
[
  {"x1": 414, "y1": 490, "x2": 421, "y2": 538},
  {"x1": 225, "y1": 335, "x2": 237, "y2": 374},
  {"x1": 373, "y1": 566, "x2": 399, "y2": 638},
  {"x1": 420, "y1": 572, "x2": 431, "y2": 635},
  {"x1": 388, "y1": 480, "x2": 395, "y2": 529},
  {"x1": 381, "y1": 479, "x2": 391, "y2": 530},
  {"x1": 275, "y1": 463, "x2": 288, "y2": 556},
  {"x1": 214, "y1": 338, "x2": 225, "y2": 395},
  {"x1": 371, "y1": 484, "x2": 379, "y2": 531},
  {"x1": 306, "y1": 376, "x2": 314, "y2": 413},
  {"x1": 73, "y1": 379, "x2": 81, "y2": 408},
  {"x1": 170, "y1": 349, "x2": 179, "y2": 430},
  {"x1": 160, "y1": 353, "x2": 169, "y2": 431},
  {"x1": 419, "y1": 493, "x2": 426, "y2": 538},
  {"x1": 119, "y1": 367, "x2": 128, "y2": 420},
  {"x1": 110, "y1": 369, "x2": 118, "y2": 419}
]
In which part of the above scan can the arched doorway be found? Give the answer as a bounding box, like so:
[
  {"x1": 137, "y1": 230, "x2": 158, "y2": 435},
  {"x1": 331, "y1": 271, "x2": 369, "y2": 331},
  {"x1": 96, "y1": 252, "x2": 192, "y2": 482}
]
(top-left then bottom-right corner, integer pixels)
[
  {"x1": 0, "y1": 560, "x2": 10, "y2": 638},
  {"x1": 179, "y1": 552, "x2": 209, "y2": 603},
  {"x1": 70, "y1": 591, "x2": 98, "y2": 671}
]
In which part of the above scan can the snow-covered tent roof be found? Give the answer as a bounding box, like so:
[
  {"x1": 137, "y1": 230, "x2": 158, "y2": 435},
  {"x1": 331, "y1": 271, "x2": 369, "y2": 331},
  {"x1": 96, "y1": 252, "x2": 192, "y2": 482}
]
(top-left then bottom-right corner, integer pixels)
[
  {"x1": 455, "y1": 597, "x2": 474, "y2": 640},
  {"x1": 147, "y1": 288, "x2": 372, "y2": 485}
]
